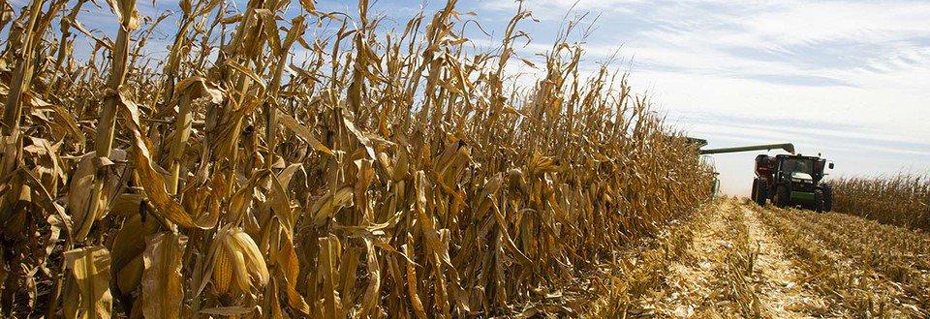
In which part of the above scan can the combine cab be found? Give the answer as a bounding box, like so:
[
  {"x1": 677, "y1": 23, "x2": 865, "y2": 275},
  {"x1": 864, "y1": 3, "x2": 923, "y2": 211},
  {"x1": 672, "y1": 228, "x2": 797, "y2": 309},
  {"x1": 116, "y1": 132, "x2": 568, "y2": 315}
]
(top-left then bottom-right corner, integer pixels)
[{"x1": 752, "y1": 154, "x2": 834, "y2": 211}]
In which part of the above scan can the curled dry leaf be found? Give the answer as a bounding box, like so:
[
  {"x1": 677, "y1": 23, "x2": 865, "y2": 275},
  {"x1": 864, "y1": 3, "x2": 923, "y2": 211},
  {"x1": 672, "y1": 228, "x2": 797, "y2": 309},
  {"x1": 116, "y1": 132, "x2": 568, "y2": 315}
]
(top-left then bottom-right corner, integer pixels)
[
  {"x1": 111, "y1": 213, "x2": 161, "y2": 302},
  {"x1": 67, "y1": 149, "x2": 128, "y2": 241}
]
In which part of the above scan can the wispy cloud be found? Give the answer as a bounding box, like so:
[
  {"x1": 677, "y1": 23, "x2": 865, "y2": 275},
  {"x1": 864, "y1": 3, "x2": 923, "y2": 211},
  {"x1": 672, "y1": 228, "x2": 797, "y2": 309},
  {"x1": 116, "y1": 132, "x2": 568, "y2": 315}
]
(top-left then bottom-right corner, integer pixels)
[{"x1": 476, "y1": 0, "x2": 930, "y2": 193}]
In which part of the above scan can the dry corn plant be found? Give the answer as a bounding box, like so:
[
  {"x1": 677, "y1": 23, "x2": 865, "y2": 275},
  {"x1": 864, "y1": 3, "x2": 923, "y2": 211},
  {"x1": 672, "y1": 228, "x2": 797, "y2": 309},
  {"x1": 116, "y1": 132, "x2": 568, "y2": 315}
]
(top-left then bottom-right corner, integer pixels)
[
  {"x1": 0, "y1": 0, "x2": 714, "y2": 317},
  {"x1": 832, "y1": 173, "x2": 930, "y2": 231}
]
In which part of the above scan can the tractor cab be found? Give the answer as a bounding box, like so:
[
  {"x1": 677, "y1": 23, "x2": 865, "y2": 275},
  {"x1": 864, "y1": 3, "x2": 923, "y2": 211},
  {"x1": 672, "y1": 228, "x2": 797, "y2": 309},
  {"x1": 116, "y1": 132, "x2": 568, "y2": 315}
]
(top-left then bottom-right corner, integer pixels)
[
  {"x1": 781, "y1": 157, "x2": 813, "y2": 180},
  {"x1": 775, "y1": 155, "x2": 818, "y2": 195},
  {"x1": 776, "y1": 154, "x2": 832, "y2": 181}
]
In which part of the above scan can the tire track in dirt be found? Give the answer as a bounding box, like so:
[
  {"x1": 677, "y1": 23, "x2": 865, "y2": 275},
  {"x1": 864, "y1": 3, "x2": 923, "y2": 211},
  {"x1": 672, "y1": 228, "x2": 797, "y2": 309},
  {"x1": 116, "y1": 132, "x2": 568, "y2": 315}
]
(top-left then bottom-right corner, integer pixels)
[
  {"x1": 656, "y1": 199, "x2": 826, "y2": 318},
  {"x1": 651, "y1": 199, "x2": 754, "y2": 317},
  {"x1": 654, "y1": 200, "x2": 731, "y2": 317},
  {"x1": 741, "y1": 206, "x2": 827, "y2": 318}
]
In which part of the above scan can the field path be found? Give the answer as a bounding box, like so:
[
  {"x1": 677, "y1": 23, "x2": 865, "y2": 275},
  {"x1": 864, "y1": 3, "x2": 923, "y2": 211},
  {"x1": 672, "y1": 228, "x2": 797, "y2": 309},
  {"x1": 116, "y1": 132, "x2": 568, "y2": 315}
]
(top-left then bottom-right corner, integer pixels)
[
  {"x1": 654, "y1": 199, "x2": 732, "y2": 317},
  {"x1": 645, "y1": 200, "x2": 826, "y2": 318},
  {"x1": 740, "y1": 206, "x2": 827, "y2": 318},
  {"x1": 589, "y1": 198, "x2": 930, "y2": 318}
]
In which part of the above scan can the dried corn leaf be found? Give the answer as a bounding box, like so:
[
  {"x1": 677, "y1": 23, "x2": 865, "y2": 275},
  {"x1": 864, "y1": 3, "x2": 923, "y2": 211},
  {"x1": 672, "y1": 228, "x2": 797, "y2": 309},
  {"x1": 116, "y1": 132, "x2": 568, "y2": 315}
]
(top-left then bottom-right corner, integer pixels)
[
  {"x1": 68, "y1": 149, "x2": 127, "y2": 240},
  {"x1": 142, "y1": 232, "x2": 187, "y2": 319},
  {"x1": 279, "y1": 236, "x2": 311, "y2": 315},
  {"x1": 114, "y1": 91, "x2": 215, "y2": 229},
  {"x1": 63, "y1": 246, "x2": 112, "y2": 319},
  {"x1": 278, "y1": 110, "x2": 333, "y2": 156},
  {"x1": 357, "y1": 238, "x2": 381, "y2": 318}
]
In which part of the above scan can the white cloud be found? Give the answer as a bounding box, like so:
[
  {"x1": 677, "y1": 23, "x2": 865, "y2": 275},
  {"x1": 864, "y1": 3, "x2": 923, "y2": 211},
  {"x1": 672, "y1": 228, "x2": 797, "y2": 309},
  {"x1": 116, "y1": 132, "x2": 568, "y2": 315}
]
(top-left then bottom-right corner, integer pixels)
[
  {"x1": 479, "y1": 0, "x2": 930, "y2": 194},
  {"x1": 736, "y1": 1, "x2": 930, "y2": 46}
]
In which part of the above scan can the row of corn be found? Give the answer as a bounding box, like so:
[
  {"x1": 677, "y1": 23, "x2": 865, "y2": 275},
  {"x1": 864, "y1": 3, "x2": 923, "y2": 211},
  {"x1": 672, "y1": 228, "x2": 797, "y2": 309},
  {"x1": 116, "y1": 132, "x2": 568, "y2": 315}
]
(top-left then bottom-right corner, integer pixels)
[
  {"x1": 0, "y1": 0, "x2": 714, "y2": 317},
  {"x1": 831, "y1": 174, "x2": 930, "y2": 231}
]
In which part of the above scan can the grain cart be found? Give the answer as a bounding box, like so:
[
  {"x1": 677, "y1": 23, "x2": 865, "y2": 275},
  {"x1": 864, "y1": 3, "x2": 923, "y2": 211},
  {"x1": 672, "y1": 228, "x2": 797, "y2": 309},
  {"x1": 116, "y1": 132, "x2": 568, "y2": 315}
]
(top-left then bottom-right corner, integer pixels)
[{"x1": 751, "y1": 154, "x2": 834, "y2": 211}]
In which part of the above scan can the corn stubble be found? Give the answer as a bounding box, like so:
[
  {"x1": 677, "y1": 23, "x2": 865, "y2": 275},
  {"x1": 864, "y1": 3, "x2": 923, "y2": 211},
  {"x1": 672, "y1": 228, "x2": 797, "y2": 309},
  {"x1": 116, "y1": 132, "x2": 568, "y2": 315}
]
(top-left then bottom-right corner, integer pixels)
[
  {"x1": 0, "y1": 0, "x2": 714, "y2": 317},
  {"x1": 757, "y1": 206, "x2": 929, "y2": 317},
  {"x1": 832, "y1": 174, "x2": 930, "y2": 231}
]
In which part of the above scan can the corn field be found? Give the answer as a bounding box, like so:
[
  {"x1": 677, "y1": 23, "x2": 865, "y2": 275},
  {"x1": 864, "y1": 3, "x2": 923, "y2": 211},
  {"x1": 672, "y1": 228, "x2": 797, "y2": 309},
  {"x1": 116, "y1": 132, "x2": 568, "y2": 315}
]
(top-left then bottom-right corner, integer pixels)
[
  {"x1": 831, "y1": 174, "x2": 930, "y2": 231},
  {"x1": 0, "y1": 0, "x2": 715, "y2": 317}
]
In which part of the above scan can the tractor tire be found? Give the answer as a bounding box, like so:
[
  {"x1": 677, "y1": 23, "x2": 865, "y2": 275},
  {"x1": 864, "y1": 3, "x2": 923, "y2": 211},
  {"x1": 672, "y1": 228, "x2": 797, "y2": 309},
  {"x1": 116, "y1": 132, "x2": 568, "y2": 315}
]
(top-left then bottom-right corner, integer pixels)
[
  {"x1": 822, "y1": 184, "x2": 833, "y2": 212},
  {"x1": 774, "y1": 185, "x2": 790, "y2": 208},
  {"x1": 751, "y1": 180, "x2": 759, "y2": 203},
  {"x1": 755, "y1": 182, "x2": 768, "y2": 207},
  {"x1": 813, "y1": 189, "x2": 825, "y2": 213}
]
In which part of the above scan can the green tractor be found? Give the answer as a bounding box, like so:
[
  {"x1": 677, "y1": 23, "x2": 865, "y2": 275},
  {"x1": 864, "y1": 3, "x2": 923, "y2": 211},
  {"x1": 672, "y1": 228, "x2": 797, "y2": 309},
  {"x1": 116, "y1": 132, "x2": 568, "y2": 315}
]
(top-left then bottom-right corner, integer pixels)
[
  {"x1": 751, "y1": 154, "x2": 834, "y2": 211},
  {"x1": 693, "y1": 142, "x2": 834, "y2": 211}
]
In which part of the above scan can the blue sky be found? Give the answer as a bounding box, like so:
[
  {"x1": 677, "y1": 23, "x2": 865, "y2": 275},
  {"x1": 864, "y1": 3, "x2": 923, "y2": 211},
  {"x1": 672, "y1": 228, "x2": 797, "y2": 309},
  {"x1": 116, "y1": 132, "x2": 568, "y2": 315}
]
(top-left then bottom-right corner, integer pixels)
[{"x1": 8, "y1": 0, "x2": 929, "y2": 195}]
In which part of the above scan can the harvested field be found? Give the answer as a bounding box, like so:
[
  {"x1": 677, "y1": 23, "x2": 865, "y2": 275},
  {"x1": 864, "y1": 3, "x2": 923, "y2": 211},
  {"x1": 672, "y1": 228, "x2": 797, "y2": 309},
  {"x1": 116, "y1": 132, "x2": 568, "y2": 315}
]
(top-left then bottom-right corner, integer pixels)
[{"x1": 586, "y1": 198, "x2": 930, "y2": 318}]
